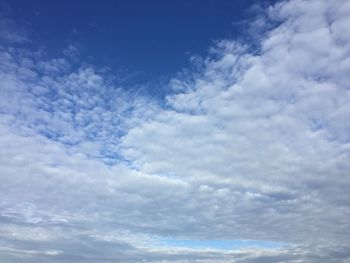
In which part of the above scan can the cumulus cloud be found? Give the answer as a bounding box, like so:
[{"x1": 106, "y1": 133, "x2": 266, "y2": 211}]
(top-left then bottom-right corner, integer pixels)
[{"x1": 0, "y1": 0, "x2": 350, "y2": 262}]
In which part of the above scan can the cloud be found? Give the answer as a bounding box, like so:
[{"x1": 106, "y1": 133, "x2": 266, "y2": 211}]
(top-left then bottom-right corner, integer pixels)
[
  {"x1": 122, "y1": 0, "x2": 350, "y2": 255},
  {"x1": 0, "y1": 4, "x2": 29, "y2": 44},
  {"x1": 0, "y1": 0, "x2": 350, "y2": 262}
]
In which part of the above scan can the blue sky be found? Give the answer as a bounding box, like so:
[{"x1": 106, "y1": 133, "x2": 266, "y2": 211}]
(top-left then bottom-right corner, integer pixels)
[
  {"x1": 4, "y1": 0, "x2": 275, "y2": 84},
  {"x1": 1, "y1": 0, "x2": 350, "y2": 262}
]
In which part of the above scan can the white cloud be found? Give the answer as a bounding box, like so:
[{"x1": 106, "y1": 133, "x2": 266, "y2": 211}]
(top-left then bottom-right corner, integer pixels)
[
  {"x1": 0, "y1": 0, "x2": 350, "y2": 262},
  {"x1": 121, "y1": 0, "x2": 350, "y2": 254}
]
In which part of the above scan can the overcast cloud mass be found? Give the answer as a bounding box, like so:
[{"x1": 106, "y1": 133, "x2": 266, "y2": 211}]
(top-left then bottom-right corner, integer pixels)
[{"x1": 1, "y1": 0, "x2": 350, "y2": 262}]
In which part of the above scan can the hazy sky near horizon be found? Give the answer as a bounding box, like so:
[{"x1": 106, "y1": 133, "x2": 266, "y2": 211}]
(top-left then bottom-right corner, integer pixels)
[{"x1": 1, "y1": 0, "x2": 350, "y2": 262}]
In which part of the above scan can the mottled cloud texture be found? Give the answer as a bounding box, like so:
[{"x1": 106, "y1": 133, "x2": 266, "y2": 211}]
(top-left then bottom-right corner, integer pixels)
[{"x1": 1, "y1": 0, "x2": 350, "y2": 262}]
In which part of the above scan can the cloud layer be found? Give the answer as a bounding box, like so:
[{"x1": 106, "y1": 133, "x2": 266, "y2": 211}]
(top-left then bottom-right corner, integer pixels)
[{"x1": 1, "y1": 0, "x2": 350, "y2": 262}]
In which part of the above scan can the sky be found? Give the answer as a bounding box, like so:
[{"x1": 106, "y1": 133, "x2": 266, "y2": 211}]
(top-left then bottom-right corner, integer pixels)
[
  {"x1": 2, "y1": 0, "x2": 276, "y2": 89},
  {"x1": 0, "y1": 0, "x2": 350, "y2": 262}
]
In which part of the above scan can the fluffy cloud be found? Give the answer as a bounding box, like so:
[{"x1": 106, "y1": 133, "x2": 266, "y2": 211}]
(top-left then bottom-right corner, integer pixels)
[
  {"x1": 0, "y1": 0, "x2": 350, "y2": 262},
  {"x1": 122, "y1": 0, "x2": 350, "y2": 242}
]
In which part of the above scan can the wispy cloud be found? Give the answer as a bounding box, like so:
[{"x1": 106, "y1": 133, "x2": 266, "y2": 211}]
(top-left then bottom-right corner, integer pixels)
[
  {"x1": 1, "y1": 0, "x2": 350, "y2": 262},
  {"x1": 0, "y1": 16, "x2": 29, "y2": 43}
]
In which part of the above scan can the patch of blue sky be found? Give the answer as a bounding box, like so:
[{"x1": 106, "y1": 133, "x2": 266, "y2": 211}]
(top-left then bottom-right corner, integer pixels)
[{"x1": 160, "y1": 237, "x2": 284, "y2": 250}]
